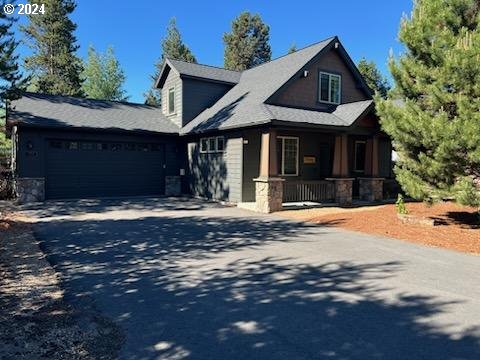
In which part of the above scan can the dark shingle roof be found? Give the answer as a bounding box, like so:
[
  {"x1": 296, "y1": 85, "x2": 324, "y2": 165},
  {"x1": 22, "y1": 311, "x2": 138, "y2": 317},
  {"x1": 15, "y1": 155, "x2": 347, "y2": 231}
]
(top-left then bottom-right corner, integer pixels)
[
  {"x1": 165, "y1": 59, "x2": 242, "y2": 84},
  {"x1": 181, "y1": 37, "x2": 373, "y2": 134},
  {"x1": 8, "y1": 93, "x2": 179, "y2": 134}
]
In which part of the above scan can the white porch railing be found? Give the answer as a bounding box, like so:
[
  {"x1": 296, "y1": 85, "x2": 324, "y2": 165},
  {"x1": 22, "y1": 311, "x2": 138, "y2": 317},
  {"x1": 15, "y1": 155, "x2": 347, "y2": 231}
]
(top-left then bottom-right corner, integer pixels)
[{"x1": 283, "y1": 180, "x2": 335, "y2": 203}]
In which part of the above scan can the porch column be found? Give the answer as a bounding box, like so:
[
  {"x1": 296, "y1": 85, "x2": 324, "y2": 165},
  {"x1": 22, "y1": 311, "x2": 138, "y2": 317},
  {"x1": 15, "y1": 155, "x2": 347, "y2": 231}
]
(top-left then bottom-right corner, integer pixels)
[
  {"x1": 332, "y1": 133, "x2": 349, "y2": 177},
  {"x1": 328, "y1": 133, "x2": 353, "y2": 205},
  {"x1": 254, "y1": 129, "x2": 284, "y2": 213},
  {"x1": 359, "y1": 136, "x2": 384, "y2": 202}
]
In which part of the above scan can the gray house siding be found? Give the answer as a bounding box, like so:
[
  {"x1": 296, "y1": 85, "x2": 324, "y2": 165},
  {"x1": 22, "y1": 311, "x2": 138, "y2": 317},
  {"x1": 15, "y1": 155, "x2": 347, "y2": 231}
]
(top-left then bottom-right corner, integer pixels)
[
  {"x1": 182, "y1": 78, "x2": 234, "y2": 127},
  {"x1": 161, "y1": 69, "x2": 183, "y2": 128},
  {"x1": 242, "y1": 130, "x2": 261, "y2": 202},
  {"x1": 16, "y1": 127, "x2": 181, "y2": 199},
  {"x1": 187, "y1": 133, "x2": 243, "y2": 203},
  {"x1": 273, "y1": 48, "x2": 368, "y2": 109}
]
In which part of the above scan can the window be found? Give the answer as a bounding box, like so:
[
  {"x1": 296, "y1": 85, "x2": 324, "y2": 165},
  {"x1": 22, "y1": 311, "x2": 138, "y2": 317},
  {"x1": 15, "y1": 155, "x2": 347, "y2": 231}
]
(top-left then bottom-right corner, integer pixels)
[
  {"x1": 277, "y1": 137, "x2": 299, "y2": 176},
  {"x1": 138, "y1": 144, "x2": 150, "y2": 152},
  {"x1": 216, "y1": 137, "x2": 225, "y2": 152},
  {"x1": 319, "y1": 72, "x2": 341, "y2": 104},
  {"x1": 208, "y1": 138, "x2": 216, "y2": 152},
  {"x1": 67, "y1": 141, "x2": 78, "y2": 150},
  {"x1": 200, "y1": 136, "x2": 225, "y2": 153},
  {"x1": 81, "y1": 142, "x2": 95, "y2": 151},
  {"x1": 200, "y1": 138, "x2": 208, "y2": 153},
  {"x1": 168, "y1": 87, "x2": 175, "y2": 114},
  {"x1": 50, "y1": 140, "x2": 62, "y2": 149},
  {"x1": 354, "y1": 141, "x2": 366, "y2": 172},
  {"x1": 125, "y1": 143, "x2": 136, "y2": 151}
]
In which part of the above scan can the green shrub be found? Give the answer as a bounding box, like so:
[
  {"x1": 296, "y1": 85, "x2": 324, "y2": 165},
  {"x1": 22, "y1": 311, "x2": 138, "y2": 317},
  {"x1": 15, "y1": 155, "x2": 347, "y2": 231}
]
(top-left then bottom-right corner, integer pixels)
[{"x1": 395, "y1": 194, "x2": 408, "y2": 215}]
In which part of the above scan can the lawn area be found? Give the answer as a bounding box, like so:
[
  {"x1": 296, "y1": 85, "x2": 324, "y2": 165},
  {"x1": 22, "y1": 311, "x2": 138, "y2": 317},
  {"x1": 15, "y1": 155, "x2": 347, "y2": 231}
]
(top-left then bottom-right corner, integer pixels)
[{"x1": 278, "y1": 202, "x2": 480, "y2": 255}]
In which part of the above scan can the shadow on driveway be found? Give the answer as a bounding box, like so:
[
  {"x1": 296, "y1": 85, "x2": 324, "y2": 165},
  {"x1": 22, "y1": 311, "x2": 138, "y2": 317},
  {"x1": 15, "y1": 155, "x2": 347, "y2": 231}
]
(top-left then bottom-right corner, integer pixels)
[{"x1": 30, "y1": 199, "x2": 480, "y2": 360}]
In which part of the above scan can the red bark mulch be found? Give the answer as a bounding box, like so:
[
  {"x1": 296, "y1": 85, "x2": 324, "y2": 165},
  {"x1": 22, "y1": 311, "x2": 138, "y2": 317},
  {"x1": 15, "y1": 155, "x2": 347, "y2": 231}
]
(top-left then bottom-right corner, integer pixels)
[{"x1": 296, "y1": 202, "x2": 480, "y2": 255}]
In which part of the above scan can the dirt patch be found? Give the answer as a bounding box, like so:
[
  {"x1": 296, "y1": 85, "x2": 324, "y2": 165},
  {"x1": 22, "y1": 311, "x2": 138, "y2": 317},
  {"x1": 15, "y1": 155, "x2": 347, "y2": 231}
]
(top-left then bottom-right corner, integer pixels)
[
  {"x1": 0, "y1": 210, "x2": 124, "y2": 359},
  {"x1": 278, "y1": 202, "x2": 480, "y2": 255}
]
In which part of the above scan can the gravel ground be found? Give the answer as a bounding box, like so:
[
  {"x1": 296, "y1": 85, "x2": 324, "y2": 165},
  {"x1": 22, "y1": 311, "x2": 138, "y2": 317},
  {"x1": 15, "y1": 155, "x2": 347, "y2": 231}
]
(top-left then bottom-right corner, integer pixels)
[{"x1": 0, "y1": 209, "x2": 124, "y2": 360}]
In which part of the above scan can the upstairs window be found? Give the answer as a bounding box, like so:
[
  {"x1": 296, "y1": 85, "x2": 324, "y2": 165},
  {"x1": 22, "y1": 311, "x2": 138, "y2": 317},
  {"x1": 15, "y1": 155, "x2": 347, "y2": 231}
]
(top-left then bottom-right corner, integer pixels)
[
  {"x1": 168, "y1": 87, "x2": 175, "y2": 114},
  {"x1": 319, "y1": 72, "x2": 341, "y2": 104}
]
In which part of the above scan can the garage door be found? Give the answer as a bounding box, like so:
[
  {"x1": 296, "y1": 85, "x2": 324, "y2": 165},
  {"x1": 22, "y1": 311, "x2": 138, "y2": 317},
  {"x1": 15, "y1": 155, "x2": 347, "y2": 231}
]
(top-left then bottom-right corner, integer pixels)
[{"x1": 45, "y1": 139, "x2": 166, "y2": 199}]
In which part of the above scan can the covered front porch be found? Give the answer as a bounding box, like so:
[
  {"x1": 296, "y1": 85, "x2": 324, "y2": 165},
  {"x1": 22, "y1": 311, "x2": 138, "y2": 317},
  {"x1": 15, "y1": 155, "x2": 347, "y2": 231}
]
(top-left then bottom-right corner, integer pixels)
[{"x1": 252, "y1": 128, "x2": 391, "y2": 213}]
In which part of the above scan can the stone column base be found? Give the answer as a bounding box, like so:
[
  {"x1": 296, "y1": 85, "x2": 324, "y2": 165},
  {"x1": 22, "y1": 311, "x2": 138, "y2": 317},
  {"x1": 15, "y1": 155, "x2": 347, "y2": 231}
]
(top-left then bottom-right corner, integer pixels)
[
  {"x1": 253, "y1": 177, "x2": 284, "y2": 213},
  {"x1": 326, "y1": 178, "x2": 354, "y2": 206},
  {"x1": 165, "y1": 175, "x2": 181, "y2": 196},
  {"x1": 358, "y1": 178, "x2": 384, "y2": 202},
  {"x1": 15, "y1": 177, "x2": 45, "y2": 204}
]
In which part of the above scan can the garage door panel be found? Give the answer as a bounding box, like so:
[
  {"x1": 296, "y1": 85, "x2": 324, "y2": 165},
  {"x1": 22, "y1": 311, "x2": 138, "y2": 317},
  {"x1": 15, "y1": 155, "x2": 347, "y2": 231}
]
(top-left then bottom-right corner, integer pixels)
[{"x1": 46, "y1": 139, "x2": 166, "y2": 199}]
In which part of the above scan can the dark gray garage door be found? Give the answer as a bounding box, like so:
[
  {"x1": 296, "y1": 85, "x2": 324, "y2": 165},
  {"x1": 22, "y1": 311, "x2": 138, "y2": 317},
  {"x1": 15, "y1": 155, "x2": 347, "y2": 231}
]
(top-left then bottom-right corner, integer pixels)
[{"x1": 45, "y1": 139, "x2": 166, "y2": 199}]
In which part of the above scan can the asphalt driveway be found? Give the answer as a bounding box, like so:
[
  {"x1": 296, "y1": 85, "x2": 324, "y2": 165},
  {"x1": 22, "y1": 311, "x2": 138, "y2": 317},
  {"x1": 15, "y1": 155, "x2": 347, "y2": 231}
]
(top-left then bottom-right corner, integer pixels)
[{"x1": 23, "y1": 197, "x2": 480, "y2": 360}]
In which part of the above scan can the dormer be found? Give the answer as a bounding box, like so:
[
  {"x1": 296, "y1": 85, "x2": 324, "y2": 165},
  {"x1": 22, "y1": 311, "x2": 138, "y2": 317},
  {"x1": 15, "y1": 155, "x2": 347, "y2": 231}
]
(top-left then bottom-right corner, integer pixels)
[{"x1": 155, "y1": 59, "x2": 241, "y2": 128}]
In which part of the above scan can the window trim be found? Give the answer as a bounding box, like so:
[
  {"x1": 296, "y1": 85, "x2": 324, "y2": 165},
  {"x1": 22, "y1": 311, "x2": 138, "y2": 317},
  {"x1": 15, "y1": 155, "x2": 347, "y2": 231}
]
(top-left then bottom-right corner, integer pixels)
[
  {"x1": 354, "y1": 140, "x2": 367, "y2": 173},
  {"x1": 167, "y1": 87, "x2": 175, "y2": 115},
  {"x1": 278, "y1": 136, "x2": 299, "y2": 176},
  {"x1": 318, "y1": 71, "x2": 342, "y2": 105}
]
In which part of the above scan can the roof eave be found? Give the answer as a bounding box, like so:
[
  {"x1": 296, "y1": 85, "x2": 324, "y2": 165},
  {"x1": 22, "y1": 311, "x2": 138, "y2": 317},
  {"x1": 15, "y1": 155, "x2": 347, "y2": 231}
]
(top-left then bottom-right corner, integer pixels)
[
  {"x1": 13, "y1": 122, "x2": 180, "y2": 136},
  {"x1": 179, "y1": 74, "x2": 239, "y2": 86}
]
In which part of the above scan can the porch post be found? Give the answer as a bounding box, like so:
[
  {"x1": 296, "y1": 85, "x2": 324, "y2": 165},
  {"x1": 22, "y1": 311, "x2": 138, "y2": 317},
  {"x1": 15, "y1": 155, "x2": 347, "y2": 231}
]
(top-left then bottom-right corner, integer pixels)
[
  {"x1": 329, "y1": 133, "x2": 353, "y2": 205},
  {"x1": 332, "y1": 134, "x2": 349, "y2": 177},
  {"x1": 358, "y1": 136, "x2": 384, "y2": 202},
  {"x1": 259, "y1": 130, "x2": 278, "y2": 177},
  {"x1": 254, "y1": 129, "x2": 284, "y2": 213}
]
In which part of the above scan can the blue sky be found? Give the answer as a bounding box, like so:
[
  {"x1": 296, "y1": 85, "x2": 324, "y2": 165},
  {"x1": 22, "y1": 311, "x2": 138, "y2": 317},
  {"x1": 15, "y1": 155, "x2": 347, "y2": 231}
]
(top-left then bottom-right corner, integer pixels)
[{"x1": 14, "y1": 0, "x2": 413, "y2": 103}]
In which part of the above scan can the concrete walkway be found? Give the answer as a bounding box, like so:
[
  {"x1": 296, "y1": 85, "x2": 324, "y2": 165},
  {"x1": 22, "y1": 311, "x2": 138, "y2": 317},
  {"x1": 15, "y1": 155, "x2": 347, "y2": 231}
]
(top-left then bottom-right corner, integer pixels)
[{"x1": 23, "y1": 197, "x2": 480, "y2": 360}]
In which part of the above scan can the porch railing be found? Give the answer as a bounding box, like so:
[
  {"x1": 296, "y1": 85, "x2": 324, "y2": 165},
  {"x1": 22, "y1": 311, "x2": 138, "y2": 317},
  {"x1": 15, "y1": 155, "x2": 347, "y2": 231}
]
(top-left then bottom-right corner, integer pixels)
[{"x1": 283, "y1": 180, "x2": 335, "y2": 203}]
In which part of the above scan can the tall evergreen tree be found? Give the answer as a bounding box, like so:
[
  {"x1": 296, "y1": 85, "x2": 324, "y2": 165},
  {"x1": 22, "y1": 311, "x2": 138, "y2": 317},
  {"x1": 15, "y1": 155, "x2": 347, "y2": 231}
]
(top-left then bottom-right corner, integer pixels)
[
  {"x1": 0, "y1": 0, "x2": 23, "y2": 102},
  {"x1": 223, "y1": 12, "x2": 271, "y2": 71},
  {"x1": 82, "y1": 46, "x2": 128, "y2": 101},
  {"x1": 144, "y1": 18, "x2": 196, "y2": 105},
  {"x1": 357, "y1": 58, "x2": 390, "y2": 98},
  {"x1": 376, "y1": 0, "x2": 480, "y2": 208},
  {"x1": 21, "y1": 0, "x2": 83, "y2": 96},
  {"x1": 287, "y1": 43, "x2": 297, "y2": 54}
]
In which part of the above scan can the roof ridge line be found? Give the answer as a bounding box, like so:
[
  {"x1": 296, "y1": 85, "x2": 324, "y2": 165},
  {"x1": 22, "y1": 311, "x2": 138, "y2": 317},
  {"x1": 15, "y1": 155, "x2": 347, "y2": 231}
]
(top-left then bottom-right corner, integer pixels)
[
  {"x1": 166, "y1": 58, "x2": 242, "y2": 73},
  {"x1": 244, "y1": 36, "x2": 337, "y2": 73},
  {"x1": 22, "y1": 91, "x2": 158, "y2": 108}
]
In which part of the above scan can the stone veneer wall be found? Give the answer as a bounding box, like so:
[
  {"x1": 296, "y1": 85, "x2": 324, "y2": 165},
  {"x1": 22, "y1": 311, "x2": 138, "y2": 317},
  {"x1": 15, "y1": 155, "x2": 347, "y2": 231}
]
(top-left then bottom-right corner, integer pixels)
[
  {"x1": 16, "y1": 178, "x2": 45, "y2": 204},
  {"x1": 359, "y1": 178, "x2": 384, "y2": 202},
  {"x1": 165, "y1": 175, "x2": 181, "y2": 196},
  {"x1": 327, "y1": 178, "x2": 353, "y2": 206},
  {"x1": 254, "y1": 177, "x2": 284, "y2": 213}
]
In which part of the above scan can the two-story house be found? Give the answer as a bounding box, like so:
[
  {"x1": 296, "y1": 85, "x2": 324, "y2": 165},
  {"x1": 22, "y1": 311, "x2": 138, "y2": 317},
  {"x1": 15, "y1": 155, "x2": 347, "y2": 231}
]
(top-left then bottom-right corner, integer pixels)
[{"x1": 8, "y1": 36, "x2": 392, "y2": 212}]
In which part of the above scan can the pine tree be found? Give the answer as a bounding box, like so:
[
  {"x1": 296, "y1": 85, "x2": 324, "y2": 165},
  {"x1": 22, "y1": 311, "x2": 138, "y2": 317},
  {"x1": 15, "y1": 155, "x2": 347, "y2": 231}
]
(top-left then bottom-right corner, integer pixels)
[
  {"x1": 144, "y1": 18, "x2": 196, "y2": 105},
  {"x1": 376, "y1": 0, "x2": 480, "y2": 208},
  {"x1": 21, "y1": 0, "x2": 83, "y2": 96},
  {"x1": 0, "y1": 0, "x2": 23, "y2": 102},
  {"x1": 223, "y1": 12, "x2": 271, "y2": 71},
  {"x1": 82, "y1": 46, "x2": 128, "y2": 101},
  {"x1": 287, "y1": 43, "x2": 297, "y2": 54},
  {"x1": 357, "y1": 58, "x2": 390, "y2": 98}
]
